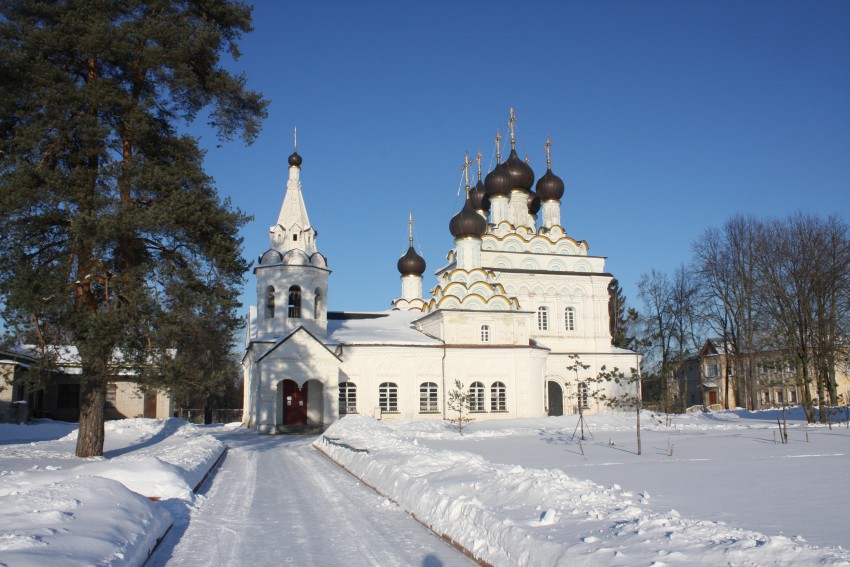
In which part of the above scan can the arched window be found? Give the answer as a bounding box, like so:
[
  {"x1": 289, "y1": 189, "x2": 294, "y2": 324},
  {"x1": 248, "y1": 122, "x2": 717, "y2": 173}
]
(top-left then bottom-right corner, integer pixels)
[
  {"x1": 419, "y1": 382, "x2": 439, "y2": 413},
  {"x1": 288, "y1": 286, "x2": 301, "y2": 318},
  {"x1": 379, "y1": 382, "x2": 398, "y2": 413},
  {"x1": 339, "y1": 382, "x2": 357, "y2": 414},
  {"x1": 578, "y1": 382, "x2": 589, "y2": 409},
  {"x1": 565, "y1": 307, "x2": 575, "y2": 331},
  {"x1": 314, "y1": 288, "x2": 323, "y2": 320},
  {"x1": 469, "y1": 382, "x2": 485, "y2": 412},
  {"x1": 265, "y1": 286, "x2": 275, "y2": 319},
  {"x1": 480, "y1": 325, "x2": 490, "y2": 342},
  {"x1": 537, "y1": 307, "x2": 549, "y2": 331},
  {"x1": 490, "y1": 381, "x2": 506, "y2": 412}
]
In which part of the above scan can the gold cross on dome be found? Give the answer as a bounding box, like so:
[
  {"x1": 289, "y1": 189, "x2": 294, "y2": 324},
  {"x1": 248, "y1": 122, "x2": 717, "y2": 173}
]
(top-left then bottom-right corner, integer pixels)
[
  {"x1": 495, "y1": 130, "x2": 502, "y2": 163},
  {"x1": 293, "y1": 126, "x2": 297, "y2": 150},
  {"x1": 545, "y1": 136, "x2": 552, "y2": 168},
  {"x1": 507, "y1": 107, "x2": 517, "y2": 149},
  {"x1": 462, "y1": 151, "x2": 473, "y2": 189},
  {"x1": 408, "y1": 212, "x2": 414, "y2": 246},
  {"x1": 476, "y1": 148, "x2": 482, "y2": 180}
]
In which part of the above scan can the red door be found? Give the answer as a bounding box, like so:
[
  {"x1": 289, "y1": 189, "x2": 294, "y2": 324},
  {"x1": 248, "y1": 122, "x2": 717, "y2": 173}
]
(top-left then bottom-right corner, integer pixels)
[
  {"x1": 283, "y1": 380, "x2": 308, "y2": 425},
  {"x1": 708, "y1": 391, "x2": 718, "y2": 406}
]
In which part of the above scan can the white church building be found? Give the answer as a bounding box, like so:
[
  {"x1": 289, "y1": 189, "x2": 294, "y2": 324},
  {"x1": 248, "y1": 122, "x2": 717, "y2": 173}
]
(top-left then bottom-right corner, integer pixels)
[{"x1": 242, "y1": 114, "x2": 638, "y2": 433}]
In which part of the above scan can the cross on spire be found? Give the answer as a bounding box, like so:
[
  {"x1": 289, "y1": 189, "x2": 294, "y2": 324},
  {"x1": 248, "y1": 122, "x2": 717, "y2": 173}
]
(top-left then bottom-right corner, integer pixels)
[
  {"x1": 476, "y1": 149, "x2": 482, "y2": 181},
  {"x1": 495, "y1": 130, "x2": 502, "y2": 163},
  {"x1": 294, "y1": 126, "x2": 297, "y2": 151},
  {"x1": 507, "y1": 107, "x2": 517, "y2": 150},
  {"x1": 545, "y1": 136, "x2": 552, "y2": 169},
  {"x1": 462, "y1": 151, "x2": 473, "y2": 194},
  {"x1": 408, "y1": 212, "x2": 414, "y2": 246}
]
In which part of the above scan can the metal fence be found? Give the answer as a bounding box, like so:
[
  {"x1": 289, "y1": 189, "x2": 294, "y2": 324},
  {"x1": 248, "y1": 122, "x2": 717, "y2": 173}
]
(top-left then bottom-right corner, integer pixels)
[{"x1": 175, "y1": 408, "x2": 243, "y2": 425}]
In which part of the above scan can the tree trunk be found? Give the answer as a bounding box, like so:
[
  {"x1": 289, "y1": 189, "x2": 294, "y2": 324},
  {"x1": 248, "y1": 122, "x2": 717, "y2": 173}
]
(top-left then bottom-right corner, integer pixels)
[
  {"x1": 800, "y1": 359, "x2": 815, "y2": 423},
  {"x1": 76, "y1": 379, "x2": 106, "y2": 457},
  {"x1": 204, "y1": 395, "x2": 213, "y2": 425}
]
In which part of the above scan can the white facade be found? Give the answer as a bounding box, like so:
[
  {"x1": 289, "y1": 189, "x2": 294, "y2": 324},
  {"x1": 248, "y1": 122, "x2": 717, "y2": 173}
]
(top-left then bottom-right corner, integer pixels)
[{"x1": 243, "y1": 133, "x2": 637, "y2": 433}]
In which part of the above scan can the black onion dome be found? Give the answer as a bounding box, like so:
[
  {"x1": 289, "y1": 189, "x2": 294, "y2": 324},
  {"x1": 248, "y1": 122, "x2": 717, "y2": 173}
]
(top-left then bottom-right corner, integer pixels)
[
  {"x1": 484, "y1": 162, "x2": 512, "y2": 197},
  {"x1": 528, "y1": 192, "x2": 541, "y2": 215},
  {"x1": 504, "y1": 148, "x2": 535, "y2": 191},
  {"x1": 288, "y1": 151, "x2": 302, "y2": 167},
  {"x1": 536, "y1": 168, "x2": 565, "y2": 201},
  {"x1": 449, "y1": 195, "x2": 487, "y2": 238},
  {"x1": 469, "y1": 179, "x2": 490, "y2": 212},
  {"x1": 397, "y1": 245, "x2": 426, "y2": 276}
]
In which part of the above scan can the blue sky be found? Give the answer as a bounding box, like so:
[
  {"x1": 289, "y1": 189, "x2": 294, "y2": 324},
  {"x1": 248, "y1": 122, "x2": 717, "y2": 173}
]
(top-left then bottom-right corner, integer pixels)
[{"x1": 194, "y1": 0, "x2": 850, "y2": 315}]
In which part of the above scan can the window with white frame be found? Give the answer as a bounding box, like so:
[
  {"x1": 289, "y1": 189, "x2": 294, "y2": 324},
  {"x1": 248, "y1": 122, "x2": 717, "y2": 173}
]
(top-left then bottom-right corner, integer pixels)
[
  {"x1": 706, "y1": 363, "x2": 718, "y2": 378},
  {"x1": 565, "y1": 307, "x2": 575, "y2": 331},
  {"x1": 379, "y1": 382, "x2": 398, "y2": 413},
  {"x1": 419, "y1": 382, "x2": 439, "y2": 413},
  {"x1": 339, "y1": 382, "x2": 357, "y2": 414},
  {"x1": 470, "y1": 381, "x2": 485, "y2": 412},
  {"x1": 490, "y1": 381, "x2": 506, "y2": 412},
  {"x1": 537, "y1": 307, "x2": 549, "y2": 331},
  {"x1": 480, "y1": 325, "x2": 490, "y2": 342}
]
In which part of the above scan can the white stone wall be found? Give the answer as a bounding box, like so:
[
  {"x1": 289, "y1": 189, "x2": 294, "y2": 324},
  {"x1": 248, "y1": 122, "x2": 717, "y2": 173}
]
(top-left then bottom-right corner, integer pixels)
[
  {"x1": 544, "y1": 351, "x2": 641, "y2": 415},
  {"x1": 248, "y1": 332, "x2": 340, "y2": 433},
  {"x1": 254, "y1": 264, "x2": 329, "y2": 339},
  {"x1": 414, "y1": 310, "x2": 534, "y2": 347},
  {"x1": 337, "y1": 343, "x2": 546, "y2": 421}
]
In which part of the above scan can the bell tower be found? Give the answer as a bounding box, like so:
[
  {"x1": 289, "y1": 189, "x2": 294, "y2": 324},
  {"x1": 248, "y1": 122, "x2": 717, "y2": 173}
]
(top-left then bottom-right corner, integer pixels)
[{"x1": 254, "y1": 130, "x2": 330, "y2": 339}]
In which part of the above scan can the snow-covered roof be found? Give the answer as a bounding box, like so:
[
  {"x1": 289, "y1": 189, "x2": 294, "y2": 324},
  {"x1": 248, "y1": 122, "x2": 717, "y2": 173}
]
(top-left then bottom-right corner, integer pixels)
[
  {"x1": 611, "y1": 346, "x2": 640, "y2": 356},
  {"x1": 326, "y1": 310, "x2": 440, "y2": 346},
  {"x1": 6, "y1": 345, "x2": 169, "y2": 375}
]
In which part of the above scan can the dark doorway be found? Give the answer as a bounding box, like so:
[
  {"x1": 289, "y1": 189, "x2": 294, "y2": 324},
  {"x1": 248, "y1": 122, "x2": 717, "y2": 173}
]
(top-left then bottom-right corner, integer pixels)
[
  {"x1": 143, "y1": 392, "x2": 157, "y2": 418},
  {"x1": 547, "y1": 381, "x2": 564, "y2": 416},
  {"x1": 708, "y1": 390, "x2": 718, "y2": 406},
  {"x1": 283, "y1": 379, "x2": 308, "y2": 425}
]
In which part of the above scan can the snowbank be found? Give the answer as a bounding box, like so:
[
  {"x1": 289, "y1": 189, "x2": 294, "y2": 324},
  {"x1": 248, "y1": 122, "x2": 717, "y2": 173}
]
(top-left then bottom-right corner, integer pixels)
[
  {"x1": 316, "y1": 414, "x2": 850, "y2": 566},
  {"x1": 0, "y1": 418, "x2": 224, "y2": 567}
]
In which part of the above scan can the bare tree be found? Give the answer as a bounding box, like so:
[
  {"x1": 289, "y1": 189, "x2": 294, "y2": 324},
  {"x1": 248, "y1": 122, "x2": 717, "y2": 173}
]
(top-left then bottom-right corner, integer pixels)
[
  {"x1": 755, "y1": 213, "x2": 850, "y2": 422},
  {"x1": 693, "y1": 228, "x2": 740, "y2": 409},
  {"x1": 669, "y1": 264, "x2": 703, "y2": 410},
  {"x1": 692, "y1": 217, "x2": 764, "y2": 409},
  {"x1": 637, "y1": 269, "x2": 675, "y2": 408}
]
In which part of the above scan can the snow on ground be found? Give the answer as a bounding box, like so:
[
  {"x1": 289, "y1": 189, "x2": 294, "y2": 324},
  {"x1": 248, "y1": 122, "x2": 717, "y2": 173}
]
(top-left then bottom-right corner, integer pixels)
[
  {"x1": 4, "y1": 410, "x2": 849, "y2": 566},
  {"x1": 0, "y1": 418, "x2": 223, "y2": 567},
  {"x1": 147, "y1": 427, "x2": 473, "y2": 566},
  {"x1": 317, "y1": 409, "x2": 850, "y2": 566}
]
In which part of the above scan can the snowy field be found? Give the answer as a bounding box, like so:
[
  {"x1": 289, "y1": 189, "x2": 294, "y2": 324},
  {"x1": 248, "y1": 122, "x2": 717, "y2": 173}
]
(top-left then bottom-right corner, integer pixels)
[
  {"x1": 318, "y1": 409, "x2": 850, "y2": 566},
  {"x1": 2, "y1": 410, "x2": 848, "y2": 566}
]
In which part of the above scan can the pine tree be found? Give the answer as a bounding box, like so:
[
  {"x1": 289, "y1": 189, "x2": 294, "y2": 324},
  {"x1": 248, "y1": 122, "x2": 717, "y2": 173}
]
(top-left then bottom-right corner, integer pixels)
[
  {"x1": 608, "y1": 278, "x2": 637, "y2": 349},
  {"x1": 446, "y1": 380, "x2": 474, "y2": 435},
  {"x1": 591, "y1": 365, "x2": 643, "y2": 455},
  {"x1": 0, "y1": 0, "x2": 267, "y2": 456}
]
